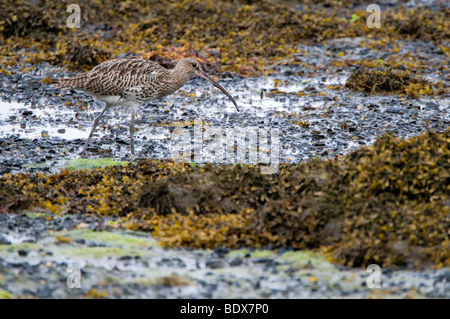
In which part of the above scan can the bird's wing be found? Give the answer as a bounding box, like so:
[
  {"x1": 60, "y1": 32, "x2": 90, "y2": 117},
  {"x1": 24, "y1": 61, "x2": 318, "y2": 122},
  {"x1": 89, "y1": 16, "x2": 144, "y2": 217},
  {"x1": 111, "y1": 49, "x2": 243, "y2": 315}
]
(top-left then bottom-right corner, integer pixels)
[
  {"x1": 55, "y1": 58, "x2": 168, "y2": 96},
  {"x1": 120, "y1": 76, "x2": 174, "y2": 101}
]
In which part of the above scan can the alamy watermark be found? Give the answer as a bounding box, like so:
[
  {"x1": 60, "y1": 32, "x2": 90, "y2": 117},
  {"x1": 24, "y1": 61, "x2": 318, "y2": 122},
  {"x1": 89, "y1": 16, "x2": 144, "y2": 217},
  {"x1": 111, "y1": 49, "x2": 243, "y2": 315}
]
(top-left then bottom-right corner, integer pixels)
[
  {"x1": 66, "y1": 4, "x2": 81, "y2": 28},
  {"x1": 171, "y1": 120, "x2": 280, "y2": 174},
  {"x1": 367, "y1": 4, "x2": 381, "y2": 29},
  {"x1": 366, "y1": 264, "x2": 381, "y2": 288},
  {"x1": 66, "y1": 263, "x2": 81, "y2": 289},
  {"x1": 65, "y1": 3, "x2": 382, "y2": 30}
]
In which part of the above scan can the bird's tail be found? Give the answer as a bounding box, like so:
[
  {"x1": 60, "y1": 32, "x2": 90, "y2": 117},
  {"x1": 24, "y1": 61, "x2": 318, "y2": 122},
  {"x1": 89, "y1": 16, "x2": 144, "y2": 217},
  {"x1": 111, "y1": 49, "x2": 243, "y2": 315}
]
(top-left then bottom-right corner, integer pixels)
[
  {"x1": 48, "y1": 77, "x2": 85, "y2": 89},
  {"x1": 48, "y1": 78, "x2": 62, "y2": 86}
]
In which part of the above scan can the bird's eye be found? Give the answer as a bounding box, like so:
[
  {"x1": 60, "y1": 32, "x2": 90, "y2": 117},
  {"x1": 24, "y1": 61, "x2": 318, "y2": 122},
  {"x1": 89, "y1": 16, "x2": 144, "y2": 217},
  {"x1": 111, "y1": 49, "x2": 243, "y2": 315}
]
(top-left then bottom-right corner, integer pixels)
[{"x1": 192, "y1": 63, "x2": 198, "y2": 69}]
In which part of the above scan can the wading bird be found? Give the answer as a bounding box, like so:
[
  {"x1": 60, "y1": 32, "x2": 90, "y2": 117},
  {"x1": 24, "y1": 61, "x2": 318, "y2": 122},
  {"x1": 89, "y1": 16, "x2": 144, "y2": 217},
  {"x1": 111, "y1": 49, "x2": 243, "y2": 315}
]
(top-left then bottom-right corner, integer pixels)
[{"x1": 51, "y1": 57, "x2": 239, "y2": 155}]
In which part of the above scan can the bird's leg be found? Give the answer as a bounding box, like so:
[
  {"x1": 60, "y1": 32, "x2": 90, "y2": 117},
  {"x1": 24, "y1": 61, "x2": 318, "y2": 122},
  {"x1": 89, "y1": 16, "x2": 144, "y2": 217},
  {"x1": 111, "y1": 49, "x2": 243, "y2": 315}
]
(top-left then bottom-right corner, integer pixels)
[
  {"x1": 129, "y1": 109, "x2": 136, "y2": 155},
  {"x1": 81, "y1": 103, "x2": 110, "y2": 154}
]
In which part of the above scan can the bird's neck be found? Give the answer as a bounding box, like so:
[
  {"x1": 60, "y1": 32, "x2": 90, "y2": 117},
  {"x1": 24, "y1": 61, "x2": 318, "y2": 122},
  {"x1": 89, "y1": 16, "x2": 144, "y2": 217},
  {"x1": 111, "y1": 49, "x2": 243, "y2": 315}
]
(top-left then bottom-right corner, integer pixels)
[{"x1": 169, "y1": 64, "x2": 191, "y2": 89}]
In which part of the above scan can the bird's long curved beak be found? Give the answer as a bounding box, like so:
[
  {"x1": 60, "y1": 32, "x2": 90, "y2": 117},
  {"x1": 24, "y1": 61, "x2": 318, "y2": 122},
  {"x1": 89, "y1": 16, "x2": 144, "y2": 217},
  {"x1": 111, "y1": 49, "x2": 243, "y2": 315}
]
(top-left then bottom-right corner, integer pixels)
[{"x1": 197, "y1": 70, "x2": 239, "y2": 112}]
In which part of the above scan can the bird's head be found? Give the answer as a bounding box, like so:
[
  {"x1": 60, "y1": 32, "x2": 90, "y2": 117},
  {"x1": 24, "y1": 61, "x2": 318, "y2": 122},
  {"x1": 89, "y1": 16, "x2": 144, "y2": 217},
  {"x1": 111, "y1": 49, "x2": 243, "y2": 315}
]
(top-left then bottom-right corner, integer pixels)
[{"x1": 176, "y1": 58, "x2": 239, "y2": 112}]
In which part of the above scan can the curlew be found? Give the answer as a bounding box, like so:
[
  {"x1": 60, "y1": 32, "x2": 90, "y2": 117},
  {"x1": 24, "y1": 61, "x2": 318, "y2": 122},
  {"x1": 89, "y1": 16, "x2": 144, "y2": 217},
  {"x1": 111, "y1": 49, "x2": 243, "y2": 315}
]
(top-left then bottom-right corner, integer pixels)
[{"x1": 50, "y1": 57, "x2": 239, "y2": 155}]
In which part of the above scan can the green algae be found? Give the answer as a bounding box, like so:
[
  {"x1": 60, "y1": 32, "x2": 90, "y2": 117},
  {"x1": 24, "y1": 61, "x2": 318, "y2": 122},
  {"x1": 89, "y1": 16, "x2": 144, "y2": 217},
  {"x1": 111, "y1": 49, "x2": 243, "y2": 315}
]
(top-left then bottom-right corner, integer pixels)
[
  {"x1": 51, "y1": 229, "x2": 159, "y2": 251},
  {"x1": 57, "y1": 246, "x2": 124, "y2": 258},
  {"x1": 25, "y1": 212, "x2": 46, "y2": 219},
  {"x1": 226, "y1": 249, "x2": 251, "y2": 259},
  {"x1": 60, "y1": 159, "x2": 128, "y2": 170},
  {"x1": 0, "y1": 243, "x2": 40, "y2": 253},
  {"x1": 226, "y1": 249, "x2": 275, "y2": 260},
  {"x1": 0, "y1": 289, "x2": 11, "y2": 299},
  {"x1": 0, "y1": 229, "x2": 158, "y2": 260},
  {"x1": 250, "y1": 250, "x2": 276, "y2": 259},
  {"x1": 21, "y1": 159, "x2": 129, "y2": 172},
  {"x1": 278, "y1": 251, "x2": 333, "y2": 270}
]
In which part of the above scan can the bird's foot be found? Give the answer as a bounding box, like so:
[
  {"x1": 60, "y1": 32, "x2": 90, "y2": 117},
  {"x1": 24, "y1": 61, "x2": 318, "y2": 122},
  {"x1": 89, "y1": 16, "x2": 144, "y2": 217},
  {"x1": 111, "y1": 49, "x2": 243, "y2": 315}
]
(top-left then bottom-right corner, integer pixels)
[{"x1": 79, "y1": 149, "x2": 89, "y2": 158}]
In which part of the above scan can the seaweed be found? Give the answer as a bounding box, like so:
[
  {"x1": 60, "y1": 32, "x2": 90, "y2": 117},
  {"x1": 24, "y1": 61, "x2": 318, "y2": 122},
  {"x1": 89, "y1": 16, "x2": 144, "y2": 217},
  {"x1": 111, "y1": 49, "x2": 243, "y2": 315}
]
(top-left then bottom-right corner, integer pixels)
[
  {"x1": 1, "y1": 1, "x2": 448, "y2": 76},
  {"x1": 1, "y1": 129, "x2": 449, "y2": 268}
]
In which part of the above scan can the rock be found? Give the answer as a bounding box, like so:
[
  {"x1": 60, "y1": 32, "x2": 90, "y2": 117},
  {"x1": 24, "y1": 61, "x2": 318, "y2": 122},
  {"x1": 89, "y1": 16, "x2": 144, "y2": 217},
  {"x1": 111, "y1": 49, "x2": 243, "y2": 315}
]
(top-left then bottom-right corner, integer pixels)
[
  {"x1": 205, "y1": 259, "x2": 224, "y2": 269},
  {"x1": 424, "y1": 102, "x2": 439, "y2": 110},
  {"x1": 214, "y1": 247, "x2": 230, "y2": 258},
  {"x1": 229, "y1": 258, "x2": 243, "y2": 267},
  {"x1": 18, "y1": 250, "x2": 29, "y2": 256},
  {"x1": 0, "y1": 235, "x2": 11, "y2": 245}
]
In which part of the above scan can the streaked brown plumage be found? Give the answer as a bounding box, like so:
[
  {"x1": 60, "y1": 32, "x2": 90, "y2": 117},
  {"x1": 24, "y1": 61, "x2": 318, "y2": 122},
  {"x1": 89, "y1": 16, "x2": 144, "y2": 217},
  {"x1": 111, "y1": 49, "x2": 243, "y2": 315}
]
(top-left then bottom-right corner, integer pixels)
[{"x1": 51, "y1": 57, "x2": 239, "y2": 155}]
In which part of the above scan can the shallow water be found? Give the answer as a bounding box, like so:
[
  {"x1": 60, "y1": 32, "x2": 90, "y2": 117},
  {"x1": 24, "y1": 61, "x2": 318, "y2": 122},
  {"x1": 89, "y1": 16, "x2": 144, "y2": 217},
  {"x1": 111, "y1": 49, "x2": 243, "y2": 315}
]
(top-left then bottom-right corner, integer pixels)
[
  {"x1": 0, "y1": 100, "x2": 87, "y2": 140},
  {"x1": 1, "y1": 68, "x2": 448, "y2": 172}
]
